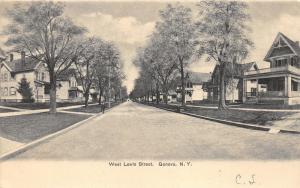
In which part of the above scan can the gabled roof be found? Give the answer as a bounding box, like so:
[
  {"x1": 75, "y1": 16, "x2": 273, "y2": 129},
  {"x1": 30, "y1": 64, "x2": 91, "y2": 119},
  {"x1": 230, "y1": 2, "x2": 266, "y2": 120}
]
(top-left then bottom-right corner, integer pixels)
[
  {"x1": 187, "y1": 71, "x2": 211, "y2": 84},
  {"x1": 280, "y1": 33, "x2": 300, "y2": 55},
  {"x1": 168, "y1": 90, "x2": 177, "y2": 95},
  {"x1": 264, "y1": 32, "x2": 300, "y2": 61},
  {"x1": 57, "y1": 69, "x2": 77, "y2": 81},
  {"x1": 237, "y1": 62, "x2": 257, "y2": 73},
  {"x1": 4, "y1": 57, "x2": 40, "y2": 73},
  {"x1": 211, "y1": 62, "x2": 257, "y2": 78}
]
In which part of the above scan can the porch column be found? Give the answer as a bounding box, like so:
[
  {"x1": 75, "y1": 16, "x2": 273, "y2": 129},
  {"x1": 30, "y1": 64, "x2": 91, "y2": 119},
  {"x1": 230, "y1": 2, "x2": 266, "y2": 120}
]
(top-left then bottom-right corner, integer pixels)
[
  {"x1": 285, "y1": 75, "x2": 292, "y2": 97},
  {"x1": 242, "y1": 78, "x2": 247, "y2": 103},
  {"x1": 256, "y1": 79, "x2": 259, "y2": 96},
  {"x1": 256, "y1": 79, "x2": 259, "y2": 103}
]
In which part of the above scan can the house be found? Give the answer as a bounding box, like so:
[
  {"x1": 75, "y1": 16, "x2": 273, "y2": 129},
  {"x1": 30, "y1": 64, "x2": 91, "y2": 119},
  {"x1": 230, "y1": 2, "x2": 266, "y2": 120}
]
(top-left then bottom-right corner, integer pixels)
[
  {"x1": 243, "y1": 32, "x2": 300, "y2": 105},
  {"x1": 0, "y1": 51, "x2": 83, "y2": 102},
  {"x1": 176, "y1": 72, "x2": 211, "y2": 103},
  {"x1": 168, "y1": 90, "x2": 177, "y2": 103},
  {"x1": 203, "y1": 62, "x2": 257, "y2": 103},
  {"x1": 56, "y1": 69, "x2": 84, "y2": 102}
]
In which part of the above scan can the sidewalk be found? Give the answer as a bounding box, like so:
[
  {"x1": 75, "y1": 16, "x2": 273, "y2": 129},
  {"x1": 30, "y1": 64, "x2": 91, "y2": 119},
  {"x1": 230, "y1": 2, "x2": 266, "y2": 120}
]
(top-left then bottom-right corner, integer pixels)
[
  {"x1": 0, "y1": 105, "x2": 25, "y2": 111},
  {"x1": 0, "y1": 102, "x2": 123, "y2": 159},
  {"x1": 0, "y1": 103, "x2": 98, "y2": 118},
  {"x1": 169, "y1": 103, "x2": 300, "y2": 112},
  {"x1": 146, "y1": 103, "x2": 300, "y2": 134}
]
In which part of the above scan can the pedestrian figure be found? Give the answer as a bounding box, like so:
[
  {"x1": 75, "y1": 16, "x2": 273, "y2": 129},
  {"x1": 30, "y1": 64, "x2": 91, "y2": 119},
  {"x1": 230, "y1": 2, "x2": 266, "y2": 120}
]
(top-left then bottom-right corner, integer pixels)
[{"x1": 101, "y1": 103, "x2": 106, "y2": 113}]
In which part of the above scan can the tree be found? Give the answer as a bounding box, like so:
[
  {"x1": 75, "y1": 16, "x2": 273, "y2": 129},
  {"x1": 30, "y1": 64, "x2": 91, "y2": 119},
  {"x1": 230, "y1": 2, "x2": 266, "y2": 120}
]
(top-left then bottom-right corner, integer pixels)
[
  {"x1": 94, "y1": 63, "x2": 108, "y2": 105},
  {"x1": 156, "y1": 3, "x2": 197, "y2": 106},
  {"x1": 93, "y1": 41, "x2": 123, "y2": 105},
  {"x1": 133, "y1": 46, "x2": 161, "y2": 104},
  {"x1": 5, "y1": 2, "x2": 86, "y2": 113},
  {"x1": 196, "y1": 0, "x2": 253, "y2": 109},
  {"x1": 17, "y1": 78, "x2": 34, "y2": 103},
  {"x1": 142, "y1": 34, "x2": 178, "y2": 104},
  {"x1": 72, "y1": 37, "x2": 103, "y2": 108}
]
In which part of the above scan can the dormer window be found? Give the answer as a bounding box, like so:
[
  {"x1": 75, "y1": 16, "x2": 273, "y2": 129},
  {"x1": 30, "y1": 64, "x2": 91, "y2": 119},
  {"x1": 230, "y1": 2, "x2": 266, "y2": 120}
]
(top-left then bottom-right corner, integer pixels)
[{"x1": 275, "y1": 58, "x2": 287, "y2": 67}]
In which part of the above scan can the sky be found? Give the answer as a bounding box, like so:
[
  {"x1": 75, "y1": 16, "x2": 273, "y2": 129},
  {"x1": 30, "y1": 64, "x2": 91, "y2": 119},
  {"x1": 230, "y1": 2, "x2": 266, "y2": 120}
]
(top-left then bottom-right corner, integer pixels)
[{"x1": 0, "y1": 1, "x2": 300, "y2": 92}]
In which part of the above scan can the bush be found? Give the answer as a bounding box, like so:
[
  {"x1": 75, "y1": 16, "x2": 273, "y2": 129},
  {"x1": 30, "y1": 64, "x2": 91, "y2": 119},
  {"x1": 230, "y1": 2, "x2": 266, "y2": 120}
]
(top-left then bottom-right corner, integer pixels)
[{"x1": 17, "y1": 78, "x2": 34, "y2": 103}]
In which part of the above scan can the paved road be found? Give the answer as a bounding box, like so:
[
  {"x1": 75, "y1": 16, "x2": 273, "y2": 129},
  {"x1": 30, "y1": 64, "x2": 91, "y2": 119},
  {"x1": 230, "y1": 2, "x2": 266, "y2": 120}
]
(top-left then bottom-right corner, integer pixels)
[{"x1": 13, "y1": 101, "x2": 300, "y2": 160}]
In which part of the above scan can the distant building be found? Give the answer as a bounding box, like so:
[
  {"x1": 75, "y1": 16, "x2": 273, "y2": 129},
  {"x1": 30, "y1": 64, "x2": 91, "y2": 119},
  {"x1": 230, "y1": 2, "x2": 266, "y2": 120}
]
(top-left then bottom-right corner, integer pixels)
[
  {"x1": 203, "y1": 62, "x2": 257, "y2": 103},
  {"x1": 176, "y1": 72, "x2": 211, "y2": 103},
  {"x1": 243, "y1": 32, "x2": 300, "y2": 105},
  {"x1": 0, "y1": 51, "x2": 83, "y2": 102}
]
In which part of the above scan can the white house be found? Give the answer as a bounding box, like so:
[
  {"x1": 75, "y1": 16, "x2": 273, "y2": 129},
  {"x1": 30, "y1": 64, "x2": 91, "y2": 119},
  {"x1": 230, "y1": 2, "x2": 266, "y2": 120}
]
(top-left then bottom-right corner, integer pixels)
[
  {"x1": 243, "y1": 32, "x2": 300, "y2": 105},
  {"x1": 176, "y1": 72, "x2": 211, "y2": 103},
  {"x1": 0, "y1": 51, "x2": 83, "y2": 102}
]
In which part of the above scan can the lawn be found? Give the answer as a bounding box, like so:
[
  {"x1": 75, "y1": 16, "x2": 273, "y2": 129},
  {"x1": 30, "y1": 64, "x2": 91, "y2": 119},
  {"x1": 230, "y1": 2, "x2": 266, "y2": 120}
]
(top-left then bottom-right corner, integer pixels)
[
  {"x1": 0, "y1": 112, "x2": 91, "y2": 143},
  {"x1": 185, "y1": 107, "x2": 295, "y2": 125},
  {"x1": 146, "y1": 102, "x2": 296, "y2": 126},
  {"x1": 231, "y1": 103, "x2": 300, "y2": 110},
  {"x1": 0, "y1": 108, "x2": 16, "y2": 113},
  {"x1": 67, "y1": 102, "x2": 121, "y2": 114},
  {"x1": 189, "y1": 102, "x2": 300, "y2": 110},
  {"x1": 0, "y1": 101, "x2": 95, "y2": 110}
]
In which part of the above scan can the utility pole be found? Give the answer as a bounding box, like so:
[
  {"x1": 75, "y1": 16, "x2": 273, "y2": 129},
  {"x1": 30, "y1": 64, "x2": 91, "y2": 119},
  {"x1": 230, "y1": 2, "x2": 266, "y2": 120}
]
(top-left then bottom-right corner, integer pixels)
[{"x1": 108, "y1": 64, "x2": 111, "y2": 108}]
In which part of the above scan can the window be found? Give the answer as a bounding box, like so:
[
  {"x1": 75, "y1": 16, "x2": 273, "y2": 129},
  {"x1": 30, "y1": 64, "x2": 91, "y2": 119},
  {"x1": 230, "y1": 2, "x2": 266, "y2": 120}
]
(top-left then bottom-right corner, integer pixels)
[
  {"x1": 71, "y1": 80, "x2": 77, "y2": 87},
  {"x1": 3, "y1": 87, "x2": 8, "y2": 96},
  {"x1": 292, "y1": 80, "x2": 298, "y2": 91},
  {"x1": 44, "y1": 84, "x2": 50, "y2": 94},
  {"x1": 186, "y1": 82, "x2": 193, "y2": 88},
  {"x1": 3, "y1": 73, "x2": 8, "y2": 82},
  {"x1": 275, "y1": 59, "x2": 287, "y2": 67},
  {"x1": 291, "y1": 57, "x2": 299, "y2": 67},
  {"x1": 10, "y1": 87, "x2": 16, "y2": 95},
  {"x1": 41, "y1": 72, "x2": 45, "y2": 81},
  {"x1": 250, "y1": 88, "x2": 257, "y2": 96}
]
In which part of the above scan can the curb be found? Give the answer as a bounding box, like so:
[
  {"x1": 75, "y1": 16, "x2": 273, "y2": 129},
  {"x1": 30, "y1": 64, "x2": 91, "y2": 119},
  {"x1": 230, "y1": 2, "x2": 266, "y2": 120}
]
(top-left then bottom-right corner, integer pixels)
[
  {"x1": 143, "y1": 103, "x2": 300, "y2": 135},
  {"x1": 0, "y1": 103, "x2": 120, "y2": 161}
]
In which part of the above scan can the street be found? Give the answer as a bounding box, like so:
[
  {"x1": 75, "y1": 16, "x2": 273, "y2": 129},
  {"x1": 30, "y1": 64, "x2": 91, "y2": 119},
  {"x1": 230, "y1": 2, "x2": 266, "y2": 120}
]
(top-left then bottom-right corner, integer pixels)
[{"x1": 13, "y1": 101, "x2": 300, "y2": 160}]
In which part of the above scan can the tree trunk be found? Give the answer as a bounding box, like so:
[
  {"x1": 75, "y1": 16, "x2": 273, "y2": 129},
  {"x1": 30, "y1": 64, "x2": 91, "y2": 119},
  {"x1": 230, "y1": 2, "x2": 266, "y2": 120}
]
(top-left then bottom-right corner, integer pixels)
[
  {"x1": 180, "y1": 61, "x2": 185, "y2": 106},
  {"x1": 84, "y1": 84, "x2": 91, "y2": 108},
  {"x1": 218, "y1": 63, "x2": 227, "y2": 110},
  {"x1": 156, "y1": 82, "x2": 160, "y2": 104},
  {"x1": 147, "y1": 92, "x2": 150, "y2": 103},
  {"x1": 98, "y1": 89, "x2": 103, "y2": 105},
  {"x1": 49, "y1": 71, "x2": 57, "y2": 114},
  {"x1": 163, "y1": 94, "x2": 168, "y2": 104},
  {"x1": 163, "y1": 86, "x2": 168, "y2": 104},
  {"x1": 84, "y1": 92, "x2": 89, "y2": 108},
  {"x1": 151, "y1": 93, "x2": 154, "y2": 102}
]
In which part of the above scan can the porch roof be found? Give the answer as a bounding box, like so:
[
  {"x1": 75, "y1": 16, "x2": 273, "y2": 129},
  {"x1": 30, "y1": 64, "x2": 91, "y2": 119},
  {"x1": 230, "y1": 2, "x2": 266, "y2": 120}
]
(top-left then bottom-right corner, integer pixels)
[{"x1": 244, "y1": 65, "x2": 300, "y2": 79}]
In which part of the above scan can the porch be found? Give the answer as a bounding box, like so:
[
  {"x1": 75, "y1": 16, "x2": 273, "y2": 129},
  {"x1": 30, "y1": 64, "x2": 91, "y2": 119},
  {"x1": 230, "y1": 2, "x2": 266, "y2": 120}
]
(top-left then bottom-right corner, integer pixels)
[{"x1": 243, "y1": 74, "x2": 300, "y2": 105}]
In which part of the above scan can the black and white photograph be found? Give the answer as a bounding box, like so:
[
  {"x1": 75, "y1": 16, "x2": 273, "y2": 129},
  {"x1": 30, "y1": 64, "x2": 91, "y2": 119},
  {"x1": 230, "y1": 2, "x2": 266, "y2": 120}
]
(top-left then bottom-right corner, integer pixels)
[{"x1": 0, "y1": 0, "x2": 299, "y2": 187}]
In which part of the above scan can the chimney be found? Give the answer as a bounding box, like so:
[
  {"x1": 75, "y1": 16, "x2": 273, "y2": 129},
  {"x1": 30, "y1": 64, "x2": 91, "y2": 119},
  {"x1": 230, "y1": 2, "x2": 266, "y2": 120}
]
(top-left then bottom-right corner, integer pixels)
[
  {"x1": 296, "y1": 41, "x2": 299, "y2": 47},
  {"x1": 21, "y1": 51, "x2": 25, "y2": 64},
  {"x1": 10, "y1": 54, "x2": 13, "y2": 62}
]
